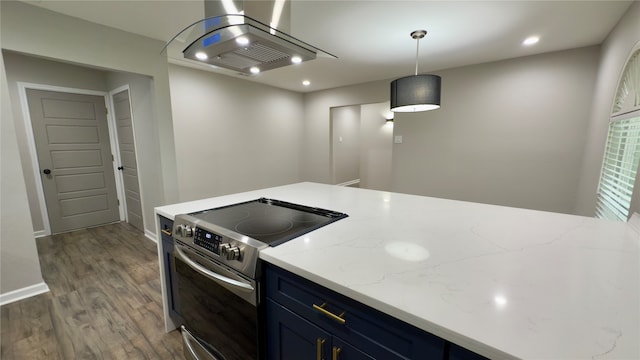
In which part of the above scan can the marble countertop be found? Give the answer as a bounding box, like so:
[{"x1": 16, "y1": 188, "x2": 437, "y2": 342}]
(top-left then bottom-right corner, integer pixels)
[{"x1": 155, "y1": 182, "x2": 639, "y2": 359}]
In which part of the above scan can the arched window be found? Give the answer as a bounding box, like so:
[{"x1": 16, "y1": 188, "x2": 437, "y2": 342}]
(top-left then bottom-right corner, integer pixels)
[{"x1": 596, "y1": 49, "x2": 640, "y2": 221}]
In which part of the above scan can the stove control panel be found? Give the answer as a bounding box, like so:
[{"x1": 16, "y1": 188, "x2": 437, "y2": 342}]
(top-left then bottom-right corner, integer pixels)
[
  {"x1": 193, "y1": 227, "x2": 243, "y2": 261},
  {"x1": 193, "y1": 227, "x2": 222, "y2": 254},
  {"x1": 173, "y1": 213, "x2": 266, "y2": 279}
]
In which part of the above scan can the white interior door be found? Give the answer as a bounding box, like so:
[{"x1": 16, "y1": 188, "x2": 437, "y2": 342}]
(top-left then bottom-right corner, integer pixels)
[{"x1": 27, "y1": 89, "x2": 120, "y2": 234}]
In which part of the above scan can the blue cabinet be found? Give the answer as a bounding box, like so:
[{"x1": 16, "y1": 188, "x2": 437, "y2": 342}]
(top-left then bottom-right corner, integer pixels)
[
  {"x1": 265, "y1": 263, "x2": 445, "y2": 360},
  {"x1": 264, "y1": 263, "x2": 488, "y2": 360},
  {"x1": 267, "y1": 299, "x2": 374, "y2": 360},
  {"x1": 267, "y1": 299, "x2": 331, "y2": 359},
  {"x1": 448, "y1": 344, "x2": 489, "y2": 360},
  {"x1": 159, "y1": 216, "x2": 181, "y2": 322},
  {"x1": 332, "y1": 337, "x2": 375, "y2": 360}
]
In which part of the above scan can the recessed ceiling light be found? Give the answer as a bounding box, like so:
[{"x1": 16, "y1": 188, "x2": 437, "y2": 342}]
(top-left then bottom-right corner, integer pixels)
[
  {"x1": 250, "y1": 66, "x2": 260, "y2": 74},
  {"x1": 195, "y1": 52, "x2": 208, "y2": 60},
  {"x1": 302, "y1": 80, "x2": 311, "y2": 86},
  {"x1": 291, "y1": 56, "x2": 302, "y2": 64},
  {"x1": 522, "y1": 36, "x2": 540, "y2": 46},
  {"x1": 236, "y1": 36, "x2": 250, "y2": 46}
]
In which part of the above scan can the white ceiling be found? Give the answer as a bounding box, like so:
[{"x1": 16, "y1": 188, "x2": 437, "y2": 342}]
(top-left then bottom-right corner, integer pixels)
[{"x1": 20, "y1": 0, "x2": 633, "y2": 92}]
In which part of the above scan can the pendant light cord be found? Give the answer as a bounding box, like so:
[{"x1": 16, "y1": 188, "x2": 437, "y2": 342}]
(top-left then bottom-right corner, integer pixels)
[
  {"x1": 411, "y1": 30, "x2": 427, "y2": 75},
  {"x1": 415, "y1": 37, "x2": 420, "y2": 76}
]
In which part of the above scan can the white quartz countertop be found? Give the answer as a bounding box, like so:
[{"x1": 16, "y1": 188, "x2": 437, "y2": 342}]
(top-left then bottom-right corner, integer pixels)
[{"x1": 155, "y1": 182, "x2": 639, "y2": 359}]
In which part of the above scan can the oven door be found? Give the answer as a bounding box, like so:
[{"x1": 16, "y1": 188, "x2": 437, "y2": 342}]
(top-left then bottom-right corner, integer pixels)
[{"x1": 173, "y1": 243, "x2": 260, "y2": 360}]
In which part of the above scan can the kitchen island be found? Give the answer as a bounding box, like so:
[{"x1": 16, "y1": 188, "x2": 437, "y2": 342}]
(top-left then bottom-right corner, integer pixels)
[{"x1": 155, "y1": 182, "x2": 639, "y2": 359}]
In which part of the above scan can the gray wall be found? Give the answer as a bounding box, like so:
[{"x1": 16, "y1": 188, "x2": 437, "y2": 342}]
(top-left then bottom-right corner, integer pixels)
[
  {"x1": 0, "y1": 1, "x2": 178, "y2": 208},
  {"x1": 168, "y1": 64, "x2": 304, "y2": 201},
  {"x1": 2, "y1": 51, "x2": 109, "y2": 234},
  {"x1": 3, "y1": 53, "x2": 168, "y2": 238},
  {"x1": 360, "y1": 102, "x2": 393, "y2": 191},
  {"x1": 329, "y1": 102, "x2": 394, "y2": 189},
  {"x1": 302, "y1": 81, "x2": 387, "y2": 183},
  {"x1": 391, "y1": 46, "x2": 599, "y2": 214},
  {"x1": 1, "y1": 52, "x2": 44, "y2": 295},
  {"x1": 575, "y1": 1, "x2": 640, "y2": 217},
  {"x1": 0, "y1": 0, "x2": 177, "y2": 298},
  {"x1": 331, "y1": 106, "x2": 361, "y2": 184},
  {"x1": 303, "y1": 46, "x2": 600, "y2": 215}
]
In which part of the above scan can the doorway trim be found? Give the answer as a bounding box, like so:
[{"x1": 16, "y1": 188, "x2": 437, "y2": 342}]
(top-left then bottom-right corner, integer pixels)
[
  {"x1": 108, "y1": 84, "x2": 146, "y2": 233},
  {"x1": 17, "y1": 82, "x2": 126, "y2": 237}
]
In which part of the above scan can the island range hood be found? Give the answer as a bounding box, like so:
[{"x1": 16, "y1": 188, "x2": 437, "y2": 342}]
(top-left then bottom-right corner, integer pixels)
[{"x1": 163, "y1": 0, "x2": 335, "y2": 75}]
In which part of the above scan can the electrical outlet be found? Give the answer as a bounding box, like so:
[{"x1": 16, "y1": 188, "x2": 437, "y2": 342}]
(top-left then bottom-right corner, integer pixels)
[{"x1": 394, "y1": 135, "x2": 403, "y2": 144}]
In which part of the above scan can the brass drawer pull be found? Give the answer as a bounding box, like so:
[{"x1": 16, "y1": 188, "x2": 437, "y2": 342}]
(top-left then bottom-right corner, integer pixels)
[
  {"x1": 161, "y1": 229, "x2": 172, "y2": 236},
  {"x1": 316, "y1": 338, "x2": 326, "y2": 360},
  {"x1": 332, "y1": 346, "x2": 342, "y2": 360},
  {"x1": 312, "y1": 303, "x2": 346, "y2": 324}
]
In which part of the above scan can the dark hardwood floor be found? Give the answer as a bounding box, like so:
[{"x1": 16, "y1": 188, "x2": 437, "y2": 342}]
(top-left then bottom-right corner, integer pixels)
[{"x1": 1, "y1": 222, "x2": 183, "y2": 359}]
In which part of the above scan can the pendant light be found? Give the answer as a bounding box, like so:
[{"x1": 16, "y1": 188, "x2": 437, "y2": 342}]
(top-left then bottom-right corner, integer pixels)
[{"x1": 390, "y1": 30, "x2": 441, "y2": 112}]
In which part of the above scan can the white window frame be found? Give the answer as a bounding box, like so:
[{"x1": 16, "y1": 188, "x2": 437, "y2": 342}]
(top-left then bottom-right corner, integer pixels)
[
  {"x1": 595, "y1": 48, "x2": 640, "y2": 221},
  {"x1": 595, "y1": 110, "x2": 640, "y2": 221}
]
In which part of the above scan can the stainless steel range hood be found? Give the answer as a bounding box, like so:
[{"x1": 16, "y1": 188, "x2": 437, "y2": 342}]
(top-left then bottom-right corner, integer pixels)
[{"x1": 162, "y1": 0, "x2": 335, "y2": 75}]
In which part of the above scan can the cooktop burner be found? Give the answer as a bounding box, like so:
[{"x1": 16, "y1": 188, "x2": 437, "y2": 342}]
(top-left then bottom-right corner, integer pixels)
[{"x1": 189, "y1": 198, "x2": 348, "y2": 247}]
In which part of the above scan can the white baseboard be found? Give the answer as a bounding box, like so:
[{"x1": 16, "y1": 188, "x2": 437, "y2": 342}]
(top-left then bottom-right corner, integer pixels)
[
  {"x1": 0, "y1": 282, "x2": 50, "y2": 306},
  {"x1": 145, "y1": 229, "x2": 158, "y2": 243},
  {"x1": 336, "y1": 179, "x2": 360, "y2": 187},
  {"x1": 33, "y1": 230, "x2": 47, "y2": 238}
]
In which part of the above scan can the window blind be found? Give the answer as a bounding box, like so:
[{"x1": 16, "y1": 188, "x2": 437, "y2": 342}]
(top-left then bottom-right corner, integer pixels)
[{"x1": 595, "y1": 114, "x2": 640, "y2": 221}]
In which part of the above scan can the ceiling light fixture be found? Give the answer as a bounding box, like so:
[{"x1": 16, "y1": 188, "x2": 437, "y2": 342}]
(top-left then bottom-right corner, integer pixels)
[
  {"x1": 195, "y1": 52, "x2": 208, "y2": 60},
  {"x1": 522, "y1": 36, "x2": 540, "y2": 46},
  {"x1": 250, "y1": 66, "x2": 260, "y2": 74},
  {"x1": 302, "y1": 80, "x2": 311, "y2": 86},
  {"x1": 291, "y1": 56, "x2": 302, "y2": 64},
  {"x1": 391, "y1": 30, "x2": 441, "y2": 113}
]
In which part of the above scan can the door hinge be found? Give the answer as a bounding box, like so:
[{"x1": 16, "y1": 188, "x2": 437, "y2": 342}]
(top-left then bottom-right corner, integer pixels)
[
  {"x1": 117, "y1": 199, "x2": 120, "y2": 206},
  {"x1": 111, "y1": 154, "x2": 114, "y2": 161},
  {"x1": 105, "y1": 107, "x2": 108, "y2": 114}
]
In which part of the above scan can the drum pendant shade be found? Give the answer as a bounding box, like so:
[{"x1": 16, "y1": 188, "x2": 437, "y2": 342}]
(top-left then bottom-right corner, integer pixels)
[
  {"x1": 390, "y1": 30, "x2": 441, "y2": 113},
  {"x1": 391, "y1": 74, "x2": 441, "y2": 112}
]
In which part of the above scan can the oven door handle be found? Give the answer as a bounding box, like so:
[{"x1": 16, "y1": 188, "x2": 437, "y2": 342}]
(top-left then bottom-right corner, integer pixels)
[
  {"x1": 174, "y1": 244, "x2": 255, "y2": 292},
  {"x1": 181, "y1": 325, "x2": 225, "y2": 360}
]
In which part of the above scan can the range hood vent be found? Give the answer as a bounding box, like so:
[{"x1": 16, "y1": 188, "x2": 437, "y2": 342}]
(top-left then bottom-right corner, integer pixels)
[{"x1": 162, "y1": 0, "x2": 335, "y2": 75}]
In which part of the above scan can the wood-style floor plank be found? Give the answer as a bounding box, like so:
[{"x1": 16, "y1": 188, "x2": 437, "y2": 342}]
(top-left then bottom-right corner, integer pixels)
[{"x1": 0, "y1": 222, "x2": 182, "y2": 360}]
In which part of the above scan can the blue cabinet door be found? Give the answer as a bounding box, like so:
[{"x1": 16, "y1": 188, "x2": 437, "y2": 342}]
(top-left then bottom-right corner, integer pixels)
[
  {"x1": 159, "y1": 216, "x2": 181, "y2": 322},
  {"x1": 448, "y1": 344, "x2": 488, "y2": 360},
  {"x1": 267, "y1": 299, "x2": 331, "y2": 360},
  {"x1": 331, "y1": 337, "x2": 374, "y2": 360},
  {"x1": 267, "y1": 299, "x2": 376, "y2": 360}
]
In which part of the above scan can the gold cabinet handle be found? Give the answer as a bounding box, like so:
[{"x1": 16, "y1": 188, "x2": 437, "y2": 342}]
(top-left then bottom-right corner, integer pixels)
[
  {"x1": 161, "y1": 229, "x2": 172, "y2": 236},
  {"x1": 316, "y1": 338, "x2": 326, "y2": 360},
  {"x1": 332, "y1": 346, "x2": 342, "y2": 360},
  {"x1": 312, "y1": 303, "x2": 346, "y2": 324}
]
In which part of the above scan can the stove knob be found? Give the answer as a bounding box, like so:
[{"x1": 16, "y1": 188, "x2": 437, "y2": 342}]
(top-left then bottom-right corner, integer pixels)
[
  {"x1": 175, "y1": 224, "x2": 184, "y2": 237},
  {"x1": 180, "y1": 225, "x2": 194, "y2": 237},
  {"x1": 185, "y1": 225, "x2": 194, "y2": 237},
  {"x1": 226, "y1": 246, "x2": 241, "y2": 261},
  {"x1": 219, "y1": 243, "x2": 231, "y2": 256}
]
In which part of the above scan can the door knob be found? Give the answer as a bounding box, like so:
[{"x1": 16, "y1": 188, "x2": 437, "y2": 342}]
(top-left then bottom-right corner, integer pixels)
[
  {"x1": 43, "y1": 169, "x2": 51, "y2": 175},
  {"x1": 117, "y1": 166, "x2": 124, "y2": 171}
]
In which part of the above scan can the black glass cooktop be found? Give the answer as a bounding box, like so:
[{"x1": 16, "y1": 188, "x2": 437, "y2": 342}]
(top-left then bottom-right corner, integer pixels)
[{"x1": 189, "y1": 198, "x2": 348, "y2": 247}]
